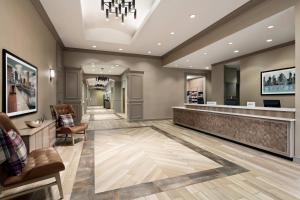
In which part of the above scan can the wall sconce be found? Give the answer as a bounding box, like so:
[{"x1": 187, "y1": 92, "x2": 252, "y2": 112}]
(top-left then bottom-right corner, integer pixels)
[{"x1": 50, "y1": 69, "x2": 55, "y2": 82}]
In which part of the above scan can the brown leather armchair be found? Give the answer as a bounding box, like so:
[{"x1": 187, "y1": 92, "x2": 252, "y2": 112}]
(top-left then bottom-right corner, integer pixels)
[
  {"x1": 50, "y1": 104, "x2": 88, "y2": 145},
  {"x1": 0, "y1": 113, "x2": 65, "y2": 200}
]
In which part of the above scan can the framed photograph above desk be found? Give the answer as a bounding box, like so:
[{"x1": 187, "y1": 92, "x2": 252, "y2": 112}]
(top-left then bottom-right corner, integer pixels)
[
  {"x1": 261, "y1": 67, "x2": 295, "y2": 95},
  {"x1": 2, "y1": 49, "x2": 38, "y2": 117}
]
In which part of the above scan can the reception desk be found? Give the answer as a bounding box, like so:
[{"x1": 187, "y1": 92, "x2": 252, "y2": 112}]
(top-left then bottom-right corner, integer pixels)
[{"x1": 173, "y1": 104, "x2": 295, "y2": 158}]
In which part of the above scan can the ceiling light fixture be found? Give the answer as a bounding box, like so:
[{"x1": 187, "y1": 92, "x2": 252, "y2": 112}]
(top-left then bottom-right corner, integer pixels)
[
  {"x1": 203, "y1": 52, "x2": 208, "y2": 55},
  {"x1": 234, "y1": 50, "x2": 239, "y2": 53},
  {"x1": 115, "y1": 64, "x2": 119, "y2": 67},
  {"x1": 157, "y1": 42, "x2": 162, "y2": 46},
  {"x1": 266, "y1": 39, "x2": 273, "y2": 43},
  {"x1": 190, "y1": 14, "x2": 196, "y2": 19},
  {"x1": 92, "y1": 45, "x2": 97, "y2": 48},
  {"x1": 189, "y1": 66, "x2": 193, "y2": 68},
  {"x1": 228, "y1": 42, "x2": 233, "y2": 45},
  {"x1": 101, "y1": 0, "x2": 137, "y2": 23},
  {"x1": 148, "y1": 51, "x2": 152, "y2": 54},
  {"x1": 205, "y1": 66, "x2": 210, "y2": 70},
  {"x1": 118, "y1": 48, "x2": 123, "y2": 51},
  {"x1": 170, "y1": 32, "x2": 175, "y2": 35},
  {"x1": 267, "y1": 25, "x2": 274, "y2": 29}
]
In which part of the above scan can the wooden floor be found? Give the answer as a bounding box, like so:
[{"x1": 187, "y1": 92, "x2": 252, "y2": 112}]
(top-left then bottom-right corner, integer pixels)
[
  {"x1": 6, "y1": 106, "x2": 300, "y2": 200},
  {"x1": 94, "y1": 126, "x2": 221, "y2": 194},
  {"x1": 88, "y1": 107, "x2": 300, "y2": 200}
]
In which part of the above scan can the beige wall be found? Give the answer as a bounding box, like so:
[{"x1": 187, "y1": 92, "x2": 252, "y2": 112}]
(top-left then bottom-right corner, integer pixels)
[
  {"x1": 212, "y1": 45, "x2": 295, "y2": 107},
  {"x1": 63, "y1": 51, "x2": 211, "y2": 120},
  {"x1": 211, "y1": 64, "x2": 224, "y2": 104},
  {"x1": 187, "y1": 78, "x2": 204, "y2": 92},
  {"x1": 295, "y1": 1, "x2": 300, "y2": 161},
  {"x1": 0, "y1": 0, "x2": 58, "y2": 128},
  {"x1": 240, "y1": 45, "x2": 295, "y2": 107}
]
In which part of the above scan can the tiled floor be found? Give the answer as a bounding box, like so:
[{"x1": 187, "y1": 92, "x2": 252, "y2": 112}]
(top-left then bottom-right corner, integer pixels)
[{"x1": 6, "y1": 107, "x2": 300, "y2": 200}]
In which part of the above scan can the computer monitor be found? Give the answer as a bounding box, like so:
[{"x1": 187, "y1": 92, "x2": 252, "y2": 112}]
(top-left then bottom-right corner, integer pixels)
[{"x1": 263, "y1": 100, "x2": 281, "y2": 108}]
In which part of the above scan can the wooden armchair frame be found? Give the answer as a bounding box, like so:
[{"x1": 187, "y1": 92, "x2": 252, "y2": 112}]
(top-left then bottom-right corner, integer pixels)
[{"x1": 50, "y1": 104, "x2": 88, "y2": 145}]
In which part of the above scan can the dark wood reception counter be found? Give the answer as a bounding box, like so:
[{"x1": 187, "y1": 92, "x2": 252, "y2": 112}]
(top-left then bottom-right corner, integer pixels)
[{"x1": 173, "y1": 104, "x2": 295, "y2": 158}]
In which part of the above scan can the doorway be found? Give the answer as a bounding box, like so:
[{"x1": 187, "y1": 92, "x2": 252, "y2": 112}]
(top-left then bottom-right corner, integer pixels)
[
  {"x1": 186, "y1": 75, "x2": 206, "y2": 104},
  {"x1": 89, "y1": 90, "x2": 104, "y2": 106}
]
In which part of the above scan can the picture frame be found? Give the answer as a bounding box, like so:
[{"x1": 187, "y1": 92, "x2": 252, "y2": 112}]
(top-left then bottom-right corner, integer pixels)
[
  {"x1": 261, "y1": 67, "x2": 295, "y2": 95},
  {"x1": 2, "y1": 49, "x2": 38, "y2": 117}
]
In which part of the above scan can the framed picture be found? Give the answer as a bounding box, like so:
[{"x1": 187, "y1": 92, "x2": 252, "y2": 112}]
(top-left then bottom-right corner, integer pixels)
[
  {"x1": 2, "y1": 49, "x2": 38, "y2": 117},
  {"x1": 261, "y1": 67, "x2": 295, "y2": 95}
]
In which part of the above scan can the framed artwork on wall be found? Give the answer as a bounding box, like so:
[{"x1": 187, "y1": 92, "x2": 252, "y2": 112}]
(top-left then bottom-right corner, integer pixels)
[
  {"x1": 261, "y1": 67, "x2": 295, "y2": 95},
  {"x1": 2, "y1": 49, "x2": 38, "y2": 117}
]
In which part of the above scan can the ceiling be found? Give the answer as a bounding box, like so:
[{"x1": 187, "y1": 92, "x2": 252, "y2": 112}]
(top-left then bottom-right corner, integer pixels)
[
  {"x1": 82, "y1": 63, "x2": 127, "y2": 75},
  {"x1": 165, "y1": 7, "x2": 295, "y2": 70},
  {"x1": 40, "y1": 0, "x2": 249, "y2": 56}
]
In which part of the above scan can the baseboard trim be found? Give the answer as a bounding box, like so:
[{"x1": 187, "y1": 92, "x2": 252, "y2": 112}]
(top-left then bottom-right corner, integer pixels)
[{"x1": 293, "y1": 157, "x2": 300, "y2": 164}]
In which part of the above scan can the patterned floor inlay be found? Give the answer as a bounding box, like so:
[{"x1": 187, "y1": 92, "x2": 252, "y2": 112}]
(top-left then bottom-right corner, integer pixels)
[{"x1": 71, "y1": 126, "x2": 248, "y2": 200}]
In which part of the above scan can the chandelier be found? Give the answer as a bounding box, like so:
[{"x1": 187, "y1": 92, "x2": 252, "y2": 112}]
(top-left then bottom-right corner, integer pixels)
[{"x1": 101, "y1": 0, "x2": 137, "y2": 23}]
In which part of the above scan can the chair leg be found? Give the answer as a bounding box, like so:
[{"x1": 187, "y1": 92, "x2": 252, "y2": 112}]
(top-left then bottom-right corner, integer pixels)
[
  {"x1": 71, "y1": 134, "x2": 75, "y2": 145},
  {"x1": 84, "y1": 130, "x2": 87, "y2": 141},
  {"x1": 55, "y1": 173, "x2": 64, "y2": 199}
]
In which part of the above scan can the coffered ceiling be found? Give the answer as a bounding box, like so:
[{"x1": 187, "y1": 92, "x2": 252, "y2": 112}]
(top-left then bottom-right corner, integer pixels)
[{"x1": 40, "y1": 0, "x2": 249, "y2": 56}]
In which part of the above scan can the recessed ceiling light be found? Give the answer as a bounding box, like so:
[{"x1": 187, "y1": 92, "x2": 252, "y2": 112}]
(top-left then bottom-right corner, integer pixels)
[
  {"x1": 228, "y1": 42, "x2": 233, "y2": 45},
  {"x1": 266, "y1": 39, "x2": 273, "y2": 43},
  {"x1": 170, "y1": 32, "x2": 175, "y2": 35},
  {"x1": 205, "y1": 66, "x2": 210, "y2": 70},
  {"x1": 118, "y1": 48, "x2": 123, "y2": 51},
  {"x1": 234, "y1": 50, "x2": 239, "y2": 53},
  {"x1": 115, "y1": 64, "x2": 119, "y2": 67},
  {"x1": 157, "y1": 42, "x2": 162, "y2": 46},
  {"x1": 111, "y1": 66, "x2": 115, "y2": 69},
  {"x1": 148, "y1": 51, "x2": 152, "y2": 54},
  {"x1": 190, "y1": 14, "x2": 196, "y2": 19},
  {"x1": 203, "y1": 52, "x2": 208, "y2": 55},
  {"x1": 189, "y1": 66, "x2": 193, "y2": 68},
  {"x1": 267, "y1": 25, "x2": 274, "y2": 29},
  {"x1": 92, "y1": 45, "x2": 97, "y2": 48}
]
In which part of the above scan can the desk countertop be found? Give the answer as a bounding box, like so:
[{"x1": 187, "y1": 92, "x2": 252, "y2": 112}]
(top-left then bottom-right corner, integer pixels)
[
  {"x1": 173, "y1": 106, "x2": 296, "y2": 122},
  {"x1": 184, "y1": 103, "x2": 296, "y2": 112},
  {"x1": 19, "y1": 120, "x2": 56, "y2": 136}
]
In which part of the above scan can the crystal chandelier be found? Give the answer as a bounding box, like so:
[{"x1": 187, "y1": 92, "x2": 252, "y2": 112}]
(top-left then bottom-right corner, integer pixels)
[{"x1": 101, "y1": 0, "x2": 137, "y2": 23}]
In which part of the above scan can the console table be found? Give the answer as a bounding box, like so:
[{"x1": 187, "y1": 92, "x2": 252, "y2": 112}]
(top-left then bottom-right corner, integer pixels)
[{"x1": 19, "y1": 120, "x2": 56, "y2": 153}]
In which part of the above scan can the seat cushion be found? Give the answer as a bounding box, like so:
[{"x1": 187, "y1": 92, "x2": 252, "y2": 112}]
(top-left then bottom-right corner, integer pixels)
[
  {"x1": 59, "y1": 114, "x2": 75, "y2": 127},
  {"x1": 4, "y1": 129, "x2": 28, "y2": 176},
  {"x1": 3, "y1": 147, "x2": 65, "y2": 187},
  {"x1": 57, "y1": 123, "x2": 88, "y2": 134},
  {"x1": 0, "y1": 128, "x2": 11, "y2": 164}
]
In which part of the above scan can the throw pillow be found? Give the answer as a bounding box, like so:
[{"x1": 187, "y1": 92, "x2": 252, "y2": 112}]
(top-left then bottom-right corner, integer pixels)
[
  {"x1": 59, "y1": 114, "x2": 75, "y2": 127},
  {"x1": 5, "y1": 129, "x2": 28, "y2": 176},
  {"x1": 0, "y1": 128, "x2": 11, "y2": 164}
]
